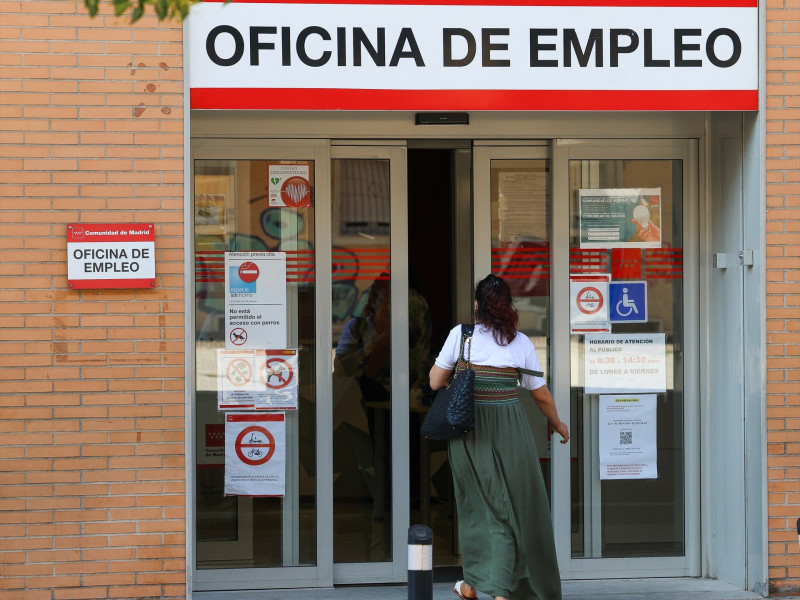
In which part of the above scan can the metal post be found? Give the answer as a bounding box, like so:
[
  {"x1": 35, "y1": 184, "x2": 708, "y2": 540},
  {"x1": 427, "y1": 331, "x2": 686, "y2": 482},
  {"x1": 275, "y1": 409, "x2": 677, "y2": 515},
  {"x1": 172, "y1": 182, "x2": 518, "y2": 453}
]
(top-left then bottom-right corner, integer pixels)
[{"x1": 408, "y1": 524, "x2": 433, "y2": 600}]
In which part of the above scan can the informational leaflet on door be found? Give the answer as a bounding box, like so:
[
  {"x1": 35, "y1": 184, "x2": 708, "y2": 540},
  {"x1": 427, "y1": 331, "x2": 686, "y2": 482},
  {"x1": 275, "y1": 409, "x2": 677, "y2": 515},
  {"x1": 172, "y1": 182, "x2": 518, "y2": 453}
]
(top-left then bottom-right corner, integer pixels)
[
  {"x1": 584, "y1": 333, "x2": 667, "y2": 394},
  {"x1": 217, "y1": 349, "x2": 299, "y2": 411},
  {"x1": 497, "y1": 171, "x2": 547, "y2": 242},
  {"x1": 225, "y1": 412, "x2": 286, "y2": 497},
  {"x1": 599, "y1": 394, "x2": 658, "y2": 480},
  {"x1": 579, "y1": 188, "x2": 662, "y2": 249},
  {"x1": 225, "y1": 252, "x2": 287, "y2": 351}
]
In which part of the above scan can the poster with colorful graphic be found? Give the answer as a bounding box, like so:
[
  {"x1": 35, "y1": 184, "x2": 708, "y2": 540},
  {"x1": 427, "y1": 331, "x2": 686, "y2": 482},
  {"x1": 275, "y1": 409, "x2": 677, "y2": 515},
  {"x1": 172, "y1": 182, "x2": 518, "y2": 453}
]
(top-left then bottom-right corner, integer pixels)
[
  {"x1": 268, "y1": 164, "x2": 312, "y2": 208},
  {"x1": 599, "y1": 394, "x2": 658, "y2": 480},
  {"x1": 579, "y1": 188, "x2": 662, "y2": 249},
  {"x1": 225, "y1": 412, "x2": 286, "y2": 496},
  {"x1": 224, "y1": 252, "x2": 287, "y2": 351}
]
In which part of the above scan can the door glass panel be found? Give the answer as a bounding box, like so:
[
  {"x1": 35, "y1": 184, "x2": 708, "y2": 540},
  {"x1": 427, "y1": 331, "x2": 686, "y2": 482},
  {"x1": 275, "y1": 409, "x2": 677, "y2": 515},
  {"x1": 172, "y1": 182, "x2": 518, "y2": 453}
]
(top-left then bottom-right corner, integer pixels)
[
  {"x1": 489, "y1": 159, "x2": 554, "y2": 499},
  {"x1": 193, "y1": 159, "x2": 317, "y2": 568},
  {"x1": 331, "y1": 158, "x2": 393, "y2": 563},
  {"x1": 568, "y1": 159, "x2": 684, "y2": 558}
]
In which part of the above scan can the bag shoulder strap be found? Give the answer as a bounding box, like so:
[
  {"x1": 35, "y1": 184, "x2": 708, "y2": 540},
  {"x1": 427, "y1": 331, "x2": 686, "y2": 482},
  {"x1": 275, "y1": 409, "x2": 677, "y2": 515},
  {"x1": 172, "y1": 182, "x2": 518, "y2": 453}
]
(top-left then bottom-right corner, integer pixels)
[
  {"x1": 457, "y1": 323, "x2": 474, "y2": 366},
  {"x1": 518, "y1": 366, "x2": 544, "y2": 378}
]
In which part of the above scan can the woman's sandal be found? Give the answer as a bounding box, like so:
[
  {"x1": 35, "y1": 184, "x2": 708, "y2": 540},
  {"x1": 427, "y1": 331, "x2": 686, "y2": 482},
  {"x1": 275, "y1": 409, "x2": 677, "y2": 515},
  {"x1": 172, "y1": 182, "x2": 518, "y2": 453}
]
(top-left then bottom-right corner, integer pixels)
[{"x1": 453, "y1": 580, "x2": 478, "y2": 600}]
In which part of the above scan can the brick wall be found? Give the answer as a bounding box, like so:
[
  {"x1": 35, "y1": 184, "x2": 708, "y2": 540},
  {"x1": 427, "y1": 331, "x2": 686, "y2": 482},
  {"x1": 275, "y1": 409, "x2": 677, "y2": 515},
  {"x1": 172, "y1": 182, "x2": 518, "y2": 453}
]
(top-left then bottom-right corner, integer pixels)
[
  {"x1": 0, "y1": 2, "x2": 186, "y2": 598},
  {"x1": 766, "y1": 0, "x2": 800, "y2": 595}
]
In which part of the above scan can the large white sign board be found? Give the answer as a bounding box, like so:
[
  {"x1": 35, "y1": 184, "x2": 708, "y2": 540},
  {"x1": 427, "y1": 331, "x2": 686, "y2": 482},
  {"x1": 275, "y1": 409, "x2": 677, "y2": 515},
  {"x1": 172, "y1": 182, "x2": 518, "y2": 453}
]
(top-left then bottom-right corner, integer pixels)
[
  {"x1": 599, "y1": 394, "x2": 658, "y2": 480},
  {"x1": 188, "y1": 1, "x2": 758, "y2": 111},
  {"x1": 225, "y1": 252, "x2": 287, "y2": 350}
]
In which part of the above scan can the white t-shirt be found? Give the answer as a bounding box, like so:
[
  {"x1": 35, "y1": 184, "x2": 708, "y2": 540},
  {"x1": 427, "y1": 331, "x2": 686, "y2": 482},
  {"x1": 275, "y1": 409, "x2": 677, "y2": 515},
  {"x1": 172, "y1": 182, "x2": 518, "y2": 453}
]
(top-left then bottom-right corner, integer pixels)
[{"x1": 434, "y1": 324, "x2": 546, "y2": 391}]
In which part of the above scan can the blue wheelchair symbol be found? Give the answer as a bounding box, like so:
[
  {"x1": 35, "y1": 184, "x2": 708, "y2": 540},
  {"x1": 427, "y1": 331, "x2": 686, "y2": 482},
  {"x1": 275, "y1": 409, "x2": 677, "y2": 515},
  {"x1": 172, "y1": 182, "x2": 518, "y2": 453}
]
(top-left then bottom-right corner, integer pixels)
[{"x1": 609, "y1": 282, "x2": 647, "y2": 323}]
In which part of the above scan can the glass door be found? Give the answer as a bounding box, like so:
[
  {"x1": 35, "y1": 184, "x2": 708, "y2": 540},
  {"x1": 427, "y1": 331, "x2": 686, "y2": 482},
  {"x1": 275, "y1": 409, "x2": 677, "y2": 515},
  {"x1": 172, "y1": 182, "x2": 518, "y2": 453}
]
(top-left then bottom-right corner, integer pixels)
[
  {"x1": 329, "y1": 144, "x2": 411, "y2": 584},
  {"x1": 552, "y1": 140, "x2": 700, "y2": 578},
  {"x1": 191, "y1": 140, "x2": 333, "y2": 591},
  {"x1": 191, "y1": 140, "x2": 412, "y2": 591},
  {"x1": 473, "y1": 140, "x2": 700, "y2": 580},
  {"x1": 473, "y1": 143, "x2": 555, "y2": 501}
]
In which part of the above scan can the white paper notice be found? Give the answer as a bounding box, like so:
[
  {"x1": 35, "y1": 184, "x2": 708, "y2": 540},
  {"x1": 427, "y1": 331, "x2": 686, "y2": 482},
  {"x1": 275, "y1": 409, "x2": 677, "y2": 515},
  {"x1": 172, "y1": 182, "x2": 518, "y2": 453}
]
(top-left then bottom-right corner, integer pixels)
[
  {"x1": 584, "y1": 333, "x2": 667, "y2": 394},
  {"x1": 599, "y1": 394, "x2": 658, "y2": 480},
  {"x1": 225, "y1": 412, "x2": 286, "y2": 497},
  {"x1": 225, "y1": 252, "x2": 287, "y2": 351},
  {"x1": 217, "y1": 349, "x2": 299, "y2": 411}
]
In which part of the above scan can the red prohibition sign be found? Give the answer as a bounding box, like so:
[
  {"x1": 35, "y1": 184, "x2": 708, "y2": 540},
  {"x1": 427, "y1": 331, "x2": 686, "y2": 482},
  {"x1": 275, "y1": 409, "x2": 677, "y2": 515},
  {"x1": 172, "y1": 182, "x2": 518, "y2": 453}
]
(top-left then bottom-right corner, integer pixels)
[
  {"x1": 230, "y1": 328, "x2": 247, "y2": 345},
  {"x1": 226, "y1": 358, "x2": 252, "y2": 387},
  {"x1": 235, "y1": 425, "x2": 276, "y2": 466},
  {"x1": 238, "y1": 261, "x2": 259, "y2": 283},
  {"x1": 260, "y1": 358, "x2": 294, "y2": 389},
  {"x1": 577, "y1": 287, "x2": 604, "y2": 315}
]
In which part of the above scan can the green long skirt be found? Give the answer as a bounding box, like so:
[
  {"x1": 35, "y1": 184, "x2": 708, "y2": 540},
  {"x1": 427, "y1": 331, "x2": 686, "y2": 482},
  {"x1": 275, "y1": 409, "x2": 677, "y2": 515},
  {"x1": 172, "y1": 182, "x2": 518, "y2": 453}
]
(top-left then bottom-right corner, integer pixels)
[{"x1": 448, "y1": 396, "x2": 562, "y2": 600}]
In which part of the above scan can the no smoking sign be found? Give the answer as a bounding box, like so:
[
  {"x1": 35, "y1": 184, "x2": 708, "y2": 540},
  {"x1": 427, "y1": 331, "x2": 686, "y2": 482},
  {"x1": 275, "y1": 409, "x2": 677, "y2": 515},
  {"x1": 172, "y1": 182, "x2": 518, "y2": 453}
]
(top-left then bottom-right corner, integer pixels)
[
  {"x1": 576, "y1": 287, "x2": 604, "y2": 314},
  {"x1": 570, "y1": 274, "x2": 611, "y2": 333}
]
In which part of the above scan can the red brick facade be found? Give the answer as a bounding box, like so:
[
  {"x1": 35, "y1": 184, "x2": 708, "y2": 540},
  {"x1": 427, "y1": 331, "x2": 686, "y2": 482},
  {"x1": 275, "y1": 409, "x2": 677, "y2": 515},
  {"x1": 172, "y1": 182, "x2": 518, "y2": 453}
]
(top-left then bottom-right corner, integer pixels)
[
  {"x1": 766, "y1": 0, "x2": 800, "y2": 595},
  {"x1": 0, "y1": 2, "x2": 185, "y2": 598},
  {"x1": 0, "y1": 0, "x2": 798, "y2": 598}
]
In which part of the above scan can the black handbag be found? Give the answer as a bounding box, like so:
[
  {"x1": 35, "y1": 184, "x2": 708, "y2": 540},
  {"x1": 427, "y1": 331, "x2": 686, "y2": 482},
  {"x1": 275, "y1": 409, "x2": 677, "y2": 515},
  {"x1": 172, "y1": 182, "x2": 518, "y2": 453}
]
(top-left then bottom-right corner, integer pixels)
[{"x1": 421, "y1": 324, "x2": 475, "y2": 440}]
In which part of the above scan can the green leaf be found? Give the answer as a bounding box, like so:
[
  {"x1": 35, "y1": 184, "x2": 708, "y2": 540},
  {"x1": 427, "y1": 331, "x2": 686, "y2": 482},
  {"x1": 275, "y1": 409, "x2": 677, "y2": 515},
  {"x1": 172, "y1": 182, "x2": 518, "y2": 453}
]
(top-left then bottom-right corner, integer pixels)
[
  {"x1": 112, "y1": 0, "x2": 130, "y2": 16},
  {"x1": 131, "y1": 1, "x2": 144, "y2": 22},
  {"x1": 154, "y1": 0, "x2": 168, "y2": 20},
  {"x1": 84, "y1": 0, "x2": 99, "y2": 17}
]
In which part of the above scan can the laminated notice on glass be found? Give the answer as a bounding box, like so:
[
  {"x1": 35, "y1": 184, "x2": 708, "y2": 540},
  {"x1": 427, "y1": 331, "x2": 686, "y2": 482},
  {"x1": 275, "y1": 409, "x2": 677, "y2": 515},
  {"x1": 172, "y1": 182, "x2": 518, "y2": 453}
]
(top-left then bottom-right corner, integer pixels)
[
  {"x1": 225, "y1": 412, "x2": 286, "y2": 497},
  {"x1": 599, "y1": 394, "x2": 658, "y2": 480},
  {"x1": 579, "y1": 188, "x2": 662, "y2": 249},
  {"x1": 569, "y1": 274, "x2": 611, "y2": 334},
  {"x1": 584, "y1": 333, "x2": 667, "y2": 394},
  {"x1": 225, "y1": 252, "x2": 287, "y2": 351},
  {"x1": 217, "y1": 349, "x2": 299, "y2": 411}
]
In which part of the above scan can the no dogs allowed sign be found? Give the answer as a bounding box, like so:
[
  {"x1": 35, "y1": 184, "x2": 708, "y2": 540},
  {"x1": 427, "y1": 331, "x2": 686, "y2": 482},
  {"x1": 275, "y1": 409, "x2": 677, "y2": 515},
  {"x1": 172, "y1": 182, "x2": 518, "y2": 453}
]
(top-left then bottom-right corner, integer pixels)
[{"x1": 67, "y1": 223, "x2": 156, "y2": 289}]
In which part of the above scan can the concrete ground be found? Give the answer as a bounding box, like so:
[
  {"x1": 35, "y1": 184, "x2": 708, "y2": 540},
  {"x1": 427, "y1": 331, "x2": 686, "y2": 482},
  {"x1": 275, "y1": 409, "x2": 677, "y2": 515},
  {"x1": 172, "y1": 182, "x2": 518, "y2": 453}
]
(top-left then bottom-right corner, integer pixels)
[{"x1": 195, "y1": 578, "x2": 796, "y2": 599}]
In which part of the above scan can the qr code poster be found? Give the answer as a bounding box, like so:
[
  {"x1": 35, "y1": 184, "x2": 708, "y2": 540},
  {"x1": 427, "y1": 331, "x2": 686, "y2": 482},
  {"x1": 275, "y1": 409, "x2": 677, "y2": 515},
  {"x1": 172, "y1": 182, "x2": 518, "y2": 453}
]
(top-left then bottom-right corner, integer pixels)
[{"x1": 598, "y1": 394, "x2": 657, "y2": 480}]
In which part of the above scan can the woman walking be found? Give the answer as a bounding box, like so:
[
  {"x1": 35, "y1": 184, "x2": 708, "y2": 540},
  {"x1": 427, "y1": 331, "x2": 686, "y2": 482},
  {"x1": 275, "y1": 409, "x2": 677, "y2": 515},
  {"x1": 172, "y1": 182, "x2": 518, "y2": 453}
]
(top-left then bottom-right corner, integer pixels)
[{"x1": 429, "y1": 274, "x2": 569, "y2": 600}]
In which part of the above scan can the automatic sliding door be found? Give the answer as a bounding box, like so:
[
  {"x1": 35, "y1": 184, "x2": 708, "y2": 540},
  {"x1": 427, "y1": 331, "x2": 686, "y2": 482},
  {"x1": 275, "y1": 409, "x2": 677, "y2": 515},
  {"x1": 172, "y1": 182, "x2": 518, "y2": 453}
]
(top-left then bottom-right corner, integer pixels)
[
  {"x1": 331, "y1": 145, "x2": 409, "y2": 584},
  {"x1": 553, "y1": 140, "x2": 700, "y2": 578},
  {"x1": 191, "y1": 141, "x2": 333, "y2": 591}
]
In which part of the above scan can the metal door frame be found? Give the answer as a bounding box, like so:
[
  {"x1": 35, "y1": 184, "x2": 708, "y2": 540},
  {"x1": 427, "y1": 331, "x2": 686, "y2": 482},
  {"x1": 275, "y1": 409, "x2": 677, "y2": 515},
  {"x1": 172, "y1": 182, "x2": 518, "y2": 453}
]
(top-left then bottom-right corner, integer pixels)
[
  {"x1": 551, "y1": 138, "x2": 701, "y2": 579},
  {"x1": 188, "y1": 139, "x2": 334, "y2": 592},
  {"x1": 187, "y1": 139, "x2": 413, "y2": 592},
  {"x1": 473, "y1": 139, "x2": 700, "y2": 580},
  {"x1": 329, "y1": 142, "x2": 411, "y2": 585}
]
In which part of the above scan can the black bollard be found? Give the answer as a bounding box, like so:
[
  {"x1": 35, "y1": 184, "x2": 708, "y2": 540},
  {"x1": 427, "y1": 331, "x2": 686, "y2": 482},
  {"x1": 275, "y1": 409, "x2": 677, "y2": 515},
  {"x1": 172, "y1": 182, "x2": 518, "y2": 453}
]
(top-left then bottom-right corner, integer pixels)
[
  {"x1": 408, "y1": 524, "x2": 433, "y2": 600},
  {"x1": 796, "y1": 517, "x2": 799, "y2": 550}
]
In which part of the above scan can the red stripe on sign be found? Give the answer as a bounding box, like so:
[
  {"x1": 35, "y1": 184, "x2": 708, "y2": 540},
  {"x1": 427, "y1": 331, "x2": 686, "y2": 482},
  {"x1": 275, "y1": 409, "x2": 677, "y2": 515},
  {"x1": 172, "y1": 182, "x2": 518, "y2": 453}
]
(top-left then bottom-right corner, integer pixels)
[
  {"x1": 69, "y1": 278, "x2": 155, "y2": 289},
  {"x1": 227, "y1": 413, "x2": 286, "y2": 422},
  {"x1": 191, "y1": 88, "x2": 758, "y2": 111},
  {"x1": 203, "y1": 0, "x2": 756, "y2": 6}
]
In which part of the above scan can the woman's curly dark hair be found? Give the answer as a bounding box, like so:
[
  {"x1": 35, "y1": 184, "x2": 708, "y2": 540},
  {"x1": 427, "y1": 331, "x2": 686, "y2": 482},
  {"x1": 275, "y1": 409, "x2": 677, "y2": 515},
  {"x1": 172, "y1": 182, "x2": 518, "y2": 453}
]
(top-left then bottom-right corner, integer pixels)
[{"x1": 474, "y1": 274, "x2": 518, "y2": 345}]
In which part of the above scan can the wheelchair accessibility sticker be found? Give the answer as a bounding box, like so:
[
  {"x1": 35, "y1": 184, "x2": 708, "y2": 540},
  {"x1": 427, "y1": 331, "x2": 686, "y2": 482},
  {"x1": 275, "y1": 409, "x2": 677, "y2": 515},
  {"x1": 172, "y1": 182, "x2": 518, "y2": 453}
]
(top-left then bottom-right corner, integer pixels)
[{"x1": 609, "y1": 281, "x2": 647, "y2": 324}]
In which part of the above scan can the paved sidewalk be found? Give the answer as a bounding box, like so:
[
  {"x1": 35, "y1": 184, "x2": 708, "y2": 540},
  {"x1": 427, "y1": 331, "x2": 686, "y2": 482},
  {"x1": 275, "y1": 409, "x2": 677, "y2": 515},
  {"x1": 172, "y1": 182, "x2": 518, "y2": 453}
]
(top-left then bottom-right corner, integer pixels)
[{"x1": 194, "y1": 578, "x2": 790, "y2": 599}]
